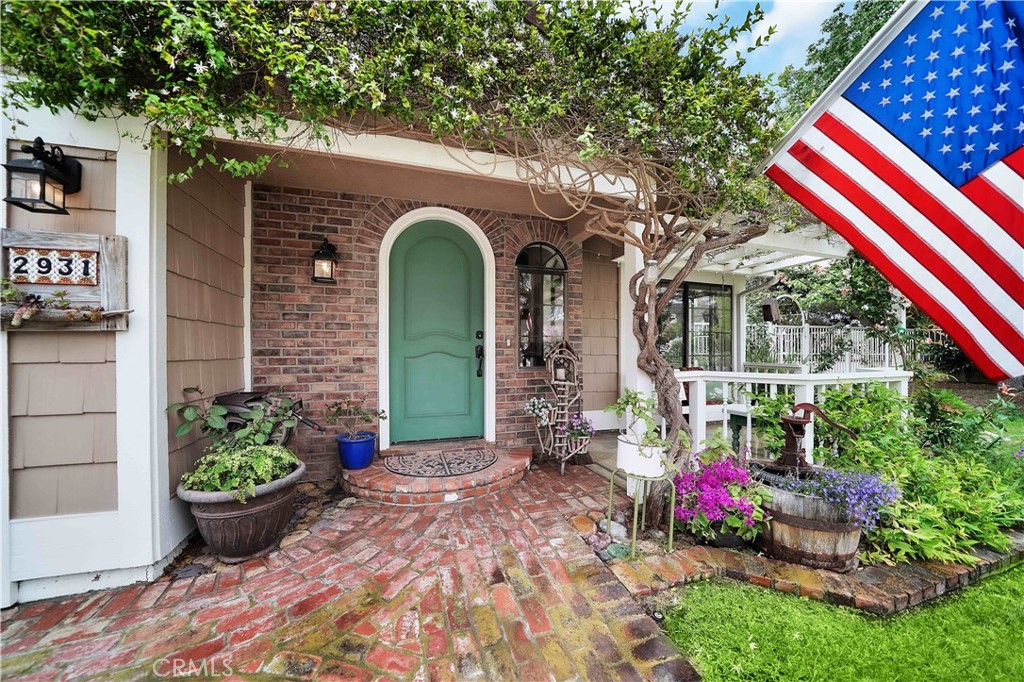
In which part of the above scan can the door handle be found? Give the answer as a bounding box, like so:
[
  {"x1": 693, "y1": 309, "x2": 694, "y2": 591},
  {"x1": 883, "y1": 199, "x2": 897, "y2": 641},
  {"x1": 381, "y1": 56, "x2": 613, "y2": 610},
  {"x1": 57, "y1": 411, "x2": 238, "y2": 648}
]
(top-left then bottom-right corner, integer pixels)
[{"x1": 475, "y1": 344, "x2": 484, "y2": 377}]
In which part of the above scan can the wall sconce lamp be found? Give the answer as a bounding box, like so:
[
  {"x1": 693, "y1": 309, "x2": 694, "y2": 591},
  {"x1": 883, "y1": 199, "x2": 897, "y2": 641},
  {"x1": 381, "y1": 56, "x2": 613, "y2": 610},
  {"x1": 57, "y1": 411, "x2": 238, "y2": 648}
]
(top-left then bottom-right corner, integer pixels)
[
  {"x1": 3, "y1": 137, "x2": 82, "y2": 215},
  {"x1": 311, "y1": 237, "x2": 338, "y2": 283}
]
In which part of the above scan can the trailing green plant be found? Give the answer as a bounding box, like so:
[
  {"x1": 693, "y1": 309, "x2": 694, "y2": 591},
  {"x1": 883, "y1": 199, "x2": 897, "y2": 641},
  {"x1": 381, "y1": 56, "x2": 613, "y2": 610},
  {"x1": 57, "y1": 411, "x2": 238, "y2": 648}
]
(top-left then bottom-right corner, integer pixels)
[{"x1": 180, "y1": 443, "x2": 301, "y2": 503}]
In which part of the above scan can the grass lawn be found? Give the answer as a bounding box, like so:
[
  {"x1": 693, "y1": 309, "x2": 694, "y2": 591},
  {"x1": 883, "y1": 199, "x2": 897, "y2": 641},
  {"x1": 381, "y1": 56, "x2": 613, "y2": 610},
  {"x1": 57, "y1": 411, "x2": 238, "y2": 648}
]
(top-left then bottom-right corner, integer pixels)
[{"x1": 663, "y1": 564, "x2": 1024, "y2": 682}]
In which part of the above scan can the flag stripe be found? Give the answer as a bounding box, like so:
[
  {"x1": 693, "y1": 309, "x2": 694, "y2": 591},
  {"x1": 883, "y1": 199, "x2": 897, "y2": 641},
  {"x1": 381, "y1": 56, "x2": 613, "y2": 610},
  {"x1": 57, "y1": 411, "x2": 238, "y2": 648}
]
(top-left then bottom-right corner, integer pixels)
[
  {"x1": 830, "y1": 99, "x2": 1024, "y2": 254},
  {"x1": 769, "y1": 157, "x2": 1022, "y2": 379},
  {"x1": 800, "y1": 127, "x2": 1024, "y2": 312},
  {"x1": 815, "y1": 110, "x2": 1024, "y2": 298},
  {"x1": 961, "y1": 174, "x2": 1024, "y2": 242},
  {"x1": 1004, "y1": 148, "x2": 1024, "y2": 177},
  {"x1": 982, "y1": 163, "x2": 1024, "y2": 211},
  {"x1": 789, "y1": 140, "x2": 1024, "y2": 353}
]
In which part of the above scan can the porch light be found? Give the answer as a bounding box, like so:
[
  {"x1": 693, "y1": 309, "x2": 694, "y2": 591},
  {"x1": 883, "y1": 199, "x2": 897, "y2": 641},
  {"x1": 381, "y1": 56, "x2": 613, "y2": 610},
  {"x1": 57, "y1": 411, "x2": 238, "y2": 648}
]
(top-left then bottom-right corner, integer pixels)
[
  {"x1": 3, "y1": 137, "x2": 82, "y2": 215},
  {"x1": 311, "y1": 237, "x2": 338, "y2": 283}
]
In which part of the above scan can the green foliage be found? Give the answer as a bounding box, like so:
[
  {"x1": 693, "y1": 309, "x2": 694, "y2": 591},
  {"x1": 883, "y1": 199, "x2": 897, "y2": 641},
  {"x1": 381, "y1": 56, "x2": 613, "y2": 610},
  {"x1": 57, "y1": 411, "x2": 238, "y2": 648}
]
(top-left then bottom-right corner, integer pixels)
[
  {"x1": 777, "y1": 0, "x2": 902, "y2": 126},
  {"x1": 167, "y1": 386, "x2": 231, "y2": 442},
  {"x1": 664, "y1": 568, "x2": 1024, "y2": 682},
  {"x1": 912, "y1": 388, "x2": 1018, "y2": 456},
  {"x1": 745, "y1": 389, "x2": 794, "y2": 456},
  {"x1": 0, "y1": 277, "x2": 19, "y2": 303},
  {"x1": 0, "y1": 0, "x2": 778, "y2": 215},
  {"x1": 606, "y1": 388, "x2": 683, "y2": 450},
  {"x1": 180, "y1": 443, "x2": 301, "y2": 503},
  {"x1": 814, "y1": 383, "x2": 1024, "y2": 565},
  {"x1": 168, "y1": 386, "x2": 298, "y2": 447}
]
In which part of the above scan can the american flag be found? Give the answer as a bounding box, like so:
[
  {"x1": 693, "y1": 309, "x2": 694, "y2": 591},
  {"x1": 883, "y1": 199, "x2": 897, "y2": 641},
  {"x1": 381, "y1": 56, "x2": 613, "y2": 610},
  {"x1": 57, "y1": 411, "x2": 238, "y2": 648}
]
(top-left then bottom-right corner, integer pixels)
[{"x1": 765, "y1": 0, "x2": 1024, "y2": 380}]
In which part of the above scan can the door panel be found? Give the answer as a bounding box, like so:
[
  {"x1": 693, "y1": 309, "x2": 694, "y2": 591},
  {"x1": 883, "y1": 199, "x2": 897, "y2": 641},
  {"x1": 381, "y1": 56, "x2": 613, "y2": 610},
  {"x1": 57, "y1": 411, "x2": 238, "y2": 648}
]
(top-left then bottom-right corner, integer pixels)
[{"x1": 390, "y1": 221, "x2": 484, "y2": 441}]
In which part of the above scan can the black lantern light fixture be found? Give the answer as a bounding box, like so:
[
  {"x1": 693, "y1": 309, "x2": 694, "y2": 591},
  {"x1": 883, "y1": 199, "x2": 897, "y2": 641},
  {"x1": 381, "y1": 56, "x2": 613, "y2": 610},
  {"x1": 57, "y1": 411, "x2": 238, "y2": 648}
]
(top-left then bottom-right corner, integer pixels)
[
  {"x1": 311, "y1": 237, "x2": 338, "y2": 283},
  {"x1": 3, "y1": 137, "x2": 82, "y2": 215}
]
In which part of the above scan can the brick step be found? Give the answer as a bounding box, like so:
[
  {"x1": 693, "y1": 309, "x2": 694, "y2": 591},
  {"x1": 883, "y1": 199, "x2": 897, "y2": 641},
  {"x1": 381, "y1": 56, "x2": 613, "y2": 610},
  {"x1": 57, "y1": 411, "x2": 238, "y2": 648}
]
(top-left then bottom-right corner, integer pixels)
[{"x1": 340, "y1": 448, "x2": 531, "y2": 506}]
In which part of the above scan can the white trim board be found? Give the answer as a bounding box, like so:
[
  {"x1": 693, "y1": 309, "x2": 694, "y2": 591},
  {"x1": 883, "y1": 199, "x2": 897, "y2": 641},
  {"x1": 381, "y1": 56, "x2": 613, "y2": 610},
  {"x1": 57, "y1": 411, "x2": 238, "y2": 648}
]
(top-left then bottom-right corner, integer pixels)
[{"x1": 376, "y1": 207, "x2": 497, "y2": 449}]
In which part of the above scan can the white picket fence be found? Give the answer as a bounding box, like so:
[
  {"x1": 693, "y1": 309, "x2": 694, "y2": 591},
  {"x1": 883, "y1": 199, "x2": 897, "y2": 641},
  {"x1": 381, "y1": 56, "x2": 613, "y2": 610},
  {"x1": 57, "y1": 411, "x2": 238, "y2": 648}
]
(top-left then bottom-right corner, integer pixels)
[{"x1": 742, "y1": 324, "x2": 951, "y2": 373}]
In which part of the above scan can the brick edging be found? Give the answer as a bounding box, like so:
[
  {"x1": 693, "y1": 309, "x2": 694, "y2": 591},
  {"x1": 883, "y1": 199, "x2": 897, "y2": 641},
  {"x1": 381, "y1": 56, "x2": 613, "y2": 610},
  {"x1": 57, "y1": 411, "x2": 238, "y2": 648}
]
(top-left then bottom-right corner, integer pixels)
[{"x1": 608, "y1": 528, "x2": 1024, "y2": 615}]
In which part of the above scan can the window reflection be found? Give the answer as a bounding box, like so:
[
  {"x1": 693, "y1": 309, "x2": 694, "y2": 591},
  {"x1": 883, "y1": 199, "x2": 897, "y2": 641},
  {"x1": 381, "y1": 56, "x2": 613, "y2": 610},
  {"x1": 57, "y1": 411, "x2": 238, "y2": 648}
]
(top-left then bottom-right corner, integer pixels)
[
  {"x1": 656, "y1": 282, "x2": 733, "y2": 371},
  {"x1": 517, "y1": 243, "x2": 567, "y2": 367}
]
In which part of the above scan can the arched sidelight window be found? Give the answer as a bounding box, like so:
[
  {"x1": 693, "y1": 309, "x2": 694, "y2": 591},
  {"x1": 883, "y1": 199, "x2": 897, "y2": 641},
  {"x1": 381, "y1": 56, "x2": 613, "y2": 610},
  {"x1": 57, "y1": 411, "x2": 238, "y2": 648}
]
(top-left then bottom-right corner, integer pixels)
[{"x1": 516, "y1": 242, "x2": 567, "y2": 368}]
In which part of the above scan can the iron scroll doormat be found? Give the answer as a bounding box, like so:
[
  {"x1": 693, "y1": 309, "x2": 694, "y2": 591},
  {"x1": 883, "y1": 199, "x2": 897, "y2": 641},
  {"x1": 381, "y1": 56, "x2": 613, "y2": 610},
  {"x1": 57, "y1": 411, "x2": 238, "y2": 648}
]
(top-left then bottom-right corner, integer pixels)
[{"x1": 385, "y1": 450, "x2": 497, "y2": 478}]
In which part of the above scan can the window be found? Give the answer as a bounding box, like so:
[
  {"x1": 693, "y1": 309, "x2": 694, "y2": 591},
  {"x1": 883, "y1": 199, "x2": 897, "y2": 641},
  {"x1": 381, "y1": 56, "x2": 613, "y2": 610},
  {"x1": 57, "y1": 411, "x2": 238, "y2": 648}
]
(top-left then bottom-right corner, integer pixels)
[
  {"x1": 517, "y1": 243, "x2": 567, "y2": 368},
  {"x1": 657, "y1": 282, "x2": 733, "y2": 371}
]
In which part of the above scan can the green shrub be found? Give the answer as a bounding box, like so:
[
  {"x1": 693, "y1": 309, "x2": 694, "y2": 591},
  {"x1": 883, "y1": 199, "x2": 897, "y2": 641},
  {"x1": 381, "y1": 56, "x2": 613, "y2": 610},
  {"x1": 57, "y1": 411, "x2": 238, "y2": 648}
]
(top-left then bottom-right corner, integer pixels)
[
  {"x1": 180, "y1": 444, "x2": 301, "y2": 503},
  {"x1": 745, "y1": 389, "x2": 795, "y2": 456},
  {"x1": 813, "y1": 384, "x2": 1024, "y2": 564}
]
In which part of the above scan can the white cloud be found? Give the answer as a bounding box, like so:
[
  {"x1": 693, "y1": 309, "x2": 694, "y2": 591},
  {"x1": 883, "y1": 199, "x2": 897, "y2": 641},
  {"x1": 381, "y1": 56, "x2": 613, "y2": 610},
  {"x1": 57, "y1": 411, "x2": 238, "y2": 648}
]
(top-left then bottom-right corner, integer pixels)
[{"x1": 734, "y1": 0, "x2": 845, "y2": 75}]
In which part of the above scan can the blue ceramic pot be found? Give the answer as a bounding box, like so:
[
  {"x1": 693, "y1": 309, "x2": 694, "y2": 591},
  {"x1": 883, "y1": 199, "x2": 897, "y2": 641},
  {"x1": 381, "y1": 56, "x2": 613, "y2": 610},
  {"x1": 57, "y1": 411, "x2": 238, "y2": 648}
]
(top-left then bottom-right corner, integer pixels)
[{"x1": 336, "y1": 431, "x2": 376, "y2": 470}]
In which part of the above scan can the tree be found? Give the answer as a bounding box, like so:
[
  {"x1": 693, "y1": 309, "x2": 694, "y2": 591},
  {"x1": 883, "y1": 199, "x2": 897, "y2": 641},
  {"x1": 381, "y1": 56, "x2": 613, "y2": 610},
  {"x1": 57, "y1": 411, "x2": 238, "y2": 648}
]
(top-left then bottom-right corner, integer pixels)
[
  {"x1": 2, "y1": 1, "x2": 784, "y2": 520},
  {"x1": 777, "y1": 0, "x2": 901, "y2": 126}
]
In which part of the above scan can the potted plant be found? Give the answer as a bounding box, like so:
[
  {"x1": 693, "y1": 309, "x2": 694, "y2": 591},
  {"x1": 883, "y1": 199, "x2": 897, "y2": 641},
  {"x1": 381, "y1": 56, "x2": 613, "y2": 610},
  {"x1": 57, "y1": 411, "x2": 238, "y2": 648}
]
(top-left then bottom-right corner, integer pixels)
[
  {"x1": 168, "y1": 388, "x2": 306, "y2": 562},
  {"x1": 562, "y1": 412, "x2": 595, "y2": 465},
  {"x1": 605, "y1": 389, "x2": 680, "y2": 478},
  {"x1": 325, "y1": 395, "x2": 387, "y2": 470},
  {"x1": 759, "y1": 468, "x2": 900, "y2": 572},
  {"x1": 176, "y1": 443, "x2": 306, "y2": 563},
  {"x1": 673, "y1": 438, "x2": 768, "y2": 548}
]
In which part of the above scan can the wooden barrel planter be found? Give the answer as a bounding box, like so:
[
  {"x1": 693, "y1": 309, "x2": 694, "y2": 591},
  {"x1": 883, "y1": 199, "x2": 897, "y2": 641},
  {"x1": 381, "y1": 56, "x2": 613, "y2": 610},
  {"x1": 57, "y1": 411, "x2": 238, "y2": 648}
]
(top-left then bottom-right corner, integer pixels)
[{"x1": 760, "y1": 486, "x2": 861, "y2": 573}]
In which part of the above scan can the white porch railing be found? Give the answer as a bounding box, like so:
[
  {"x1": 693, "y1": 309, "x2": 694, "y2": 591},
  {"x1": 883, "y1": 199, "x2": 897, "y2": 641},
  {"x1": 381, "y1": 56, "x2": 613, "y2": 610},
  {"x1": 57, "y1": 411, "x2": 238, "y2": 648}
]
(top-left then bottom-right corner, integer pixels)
[
  {"x1": 744, "y1": 324, "x2": 953, "y2": 373},
  {"x1": 676, "y1": 368, "x2": 912, "y2": 464}
]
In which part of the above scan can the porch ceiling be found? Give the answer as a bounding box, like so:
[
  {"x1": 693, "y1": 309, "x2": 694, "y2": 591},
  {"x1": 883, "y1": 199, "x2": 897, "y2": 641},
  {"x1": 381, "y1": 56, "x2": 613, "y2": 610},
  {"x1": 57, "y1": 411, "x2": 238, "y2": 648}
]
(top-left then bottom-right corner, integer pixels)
[{"x1": 214, "y1": 141, "x2": 585, "y2": 222}]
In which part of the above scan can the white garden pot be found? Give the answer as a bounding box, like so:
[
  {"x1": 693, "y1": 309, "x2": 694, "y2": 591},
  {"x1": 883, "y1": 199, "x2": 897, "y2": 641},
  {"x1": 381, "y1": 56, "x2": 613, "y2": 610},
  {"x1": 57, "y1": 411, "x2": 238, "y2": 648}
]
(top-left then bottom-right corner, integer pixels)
[{"x1": 615, "y1": 436, "x2": 667, "y2": 478}]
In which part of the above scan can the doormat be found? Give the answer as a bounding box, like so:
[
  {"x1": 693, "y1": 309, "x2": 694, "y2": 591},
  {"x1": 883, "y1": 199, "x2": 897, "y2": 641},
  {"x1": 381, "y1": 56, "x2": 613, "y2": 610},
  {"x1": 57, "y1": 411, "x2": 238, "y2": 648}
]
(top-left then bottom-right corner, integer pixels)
[{"x1": 385, "y1": 450, "x2": 497, "y2": 478}]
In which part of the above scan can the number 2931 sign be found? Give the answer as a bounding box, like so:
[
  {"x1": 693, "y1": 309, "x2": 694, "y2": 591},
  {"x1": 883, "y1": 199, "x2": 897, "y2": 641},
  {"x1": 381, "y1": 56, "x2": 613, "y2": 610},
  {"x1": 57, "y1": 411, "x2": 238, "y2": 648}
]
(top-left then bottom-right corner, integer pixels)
[{"x1": 8, "y1": 247, "x2": 99, "y2": 286}]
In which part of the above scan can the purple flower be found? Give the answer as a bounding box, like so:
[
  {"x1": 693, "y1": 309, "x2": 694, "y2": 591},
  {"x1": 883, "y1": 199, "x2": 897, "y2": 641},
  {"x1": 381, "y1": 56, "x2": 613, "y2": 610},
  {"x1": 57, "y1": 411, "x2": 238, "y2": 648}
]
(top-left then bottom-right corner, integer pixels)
[
  {"x1": 776, "y1": 469, "x2": 900, "y2": 531},
  {"x1": 1014, "y1": 446, "x2": 1024, "y2": 460},
  {"x1": 673, "y1": 456, "x2": 762, "y2": 533}
]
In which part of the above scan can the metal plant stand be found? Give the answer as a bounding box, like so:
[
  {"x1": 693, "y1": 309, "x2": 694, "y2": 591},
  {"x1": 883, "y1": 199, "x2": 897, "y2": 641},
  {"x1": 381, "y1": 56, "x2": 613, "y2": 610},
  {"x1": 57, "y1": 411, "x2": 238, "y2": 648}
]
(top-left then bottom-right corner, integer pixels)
[{"x1": 607, "y1": 469, "x2": 677, "y2": 560}]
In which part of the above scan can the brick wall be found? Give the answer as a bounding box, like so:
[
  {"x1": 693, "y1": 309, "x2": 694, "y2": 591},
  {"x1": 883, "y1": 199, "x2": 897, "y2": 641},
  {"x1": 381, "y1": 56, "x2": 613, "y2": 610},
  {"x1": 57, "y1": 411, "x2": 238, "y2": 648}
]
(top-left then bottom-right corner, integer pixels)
[{"x1": 251, "y1": 187, "x2": 582, "y2": 480}]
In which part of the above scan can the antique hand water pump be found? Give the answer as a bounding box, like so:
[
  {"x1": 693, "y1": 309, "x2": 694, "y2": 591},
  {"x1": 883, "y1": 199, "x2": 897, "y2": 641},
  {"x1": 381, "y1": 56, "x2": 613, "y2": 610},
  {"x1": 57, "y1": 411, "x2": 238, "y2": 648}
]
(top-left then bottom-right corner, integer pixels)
[{"x1": 776, "y1": 403, "x2": 856, "y2": 470}]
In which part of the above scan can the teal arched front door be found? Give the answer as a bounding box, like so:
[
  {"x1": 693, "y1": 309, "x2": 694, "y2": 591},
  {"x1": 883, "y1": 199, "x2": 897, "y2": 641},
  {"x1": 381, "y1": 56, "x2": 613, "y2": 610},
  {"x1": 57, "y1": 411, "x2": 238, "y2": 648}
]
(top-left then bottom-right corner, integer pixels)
[{"x1": 389, "y1": 221, "x2": 485, "y2": 442}]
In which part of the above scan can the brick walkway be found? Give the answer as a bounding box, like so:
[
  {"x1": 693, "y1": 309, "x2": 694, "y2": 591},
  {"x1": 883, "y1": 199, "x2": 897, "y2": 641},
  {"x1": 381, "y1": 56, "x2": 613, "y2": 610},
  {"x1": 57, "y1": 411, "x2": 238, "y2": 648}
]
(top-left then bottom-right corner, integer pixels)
[
  {"x1": 0, "y1": 464, "x2": 697, "y2": 681},
  {"x1": 608, "y1": 530, "x2": 1024, "y2": 615}
]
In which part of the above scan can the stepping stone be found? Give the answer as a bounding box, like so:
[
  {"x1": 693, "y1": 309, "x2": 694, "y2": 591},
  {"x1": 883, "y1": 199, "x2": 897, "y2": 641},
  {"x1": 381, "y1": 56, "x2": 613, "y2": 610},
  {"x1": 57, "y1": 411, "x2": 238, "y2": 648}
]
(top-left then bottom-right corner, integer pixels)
[
  {"x1": 599, "y1": 519, "x2": 628, "y2": 539},
  {"x1": 280, "y1": 530, "x2": 310, "y2": 548},
  {"x1": 607, "y1": 543, "x2": 630, "y2": 559},
  {"x1": 569, "y1": 515, "x2": 597, "y2": 536}
]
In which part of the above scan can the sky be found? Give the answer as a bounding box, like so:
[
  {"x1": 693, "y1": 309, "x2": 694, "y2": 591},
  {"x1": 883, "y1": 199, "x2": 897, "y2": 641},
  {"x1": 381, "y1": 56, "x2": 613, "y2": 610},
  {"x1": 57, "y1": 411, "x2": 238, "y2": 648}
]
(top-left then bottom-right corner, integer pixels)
[{"x1": 669, "y1": 0, "x2": 848, "y2": 76}]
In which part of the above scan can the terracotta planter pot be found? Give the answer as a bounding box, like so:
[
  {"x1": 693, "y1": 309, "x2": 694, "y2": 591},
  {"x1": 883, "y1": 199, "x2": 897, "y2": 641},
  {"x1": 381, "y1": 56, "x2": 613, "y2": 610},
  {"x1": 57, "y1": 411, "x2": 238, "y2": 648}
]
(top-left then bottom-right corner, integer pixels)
[
  {"x1": 759, "y1": 486, "x2": 861, "y2": 572},
  {"x1": 176, "y1": 461, "x2": 306, "y2": 563}
]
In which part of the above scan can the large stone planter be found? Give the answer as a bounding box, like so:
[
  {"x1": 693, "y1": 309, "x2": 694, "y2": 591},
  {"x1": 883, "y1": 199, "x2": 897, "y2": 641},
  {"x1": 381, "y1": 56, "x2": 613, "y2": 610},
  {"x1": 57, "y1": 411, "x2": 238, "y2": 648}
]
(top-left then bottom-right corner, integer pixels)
[
  {"x1": 176, "y1": 461, "x2": 306, "y2": 563},
  {"x1": 759, "y1": 486, "x2": 861, "y2": 573}
]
